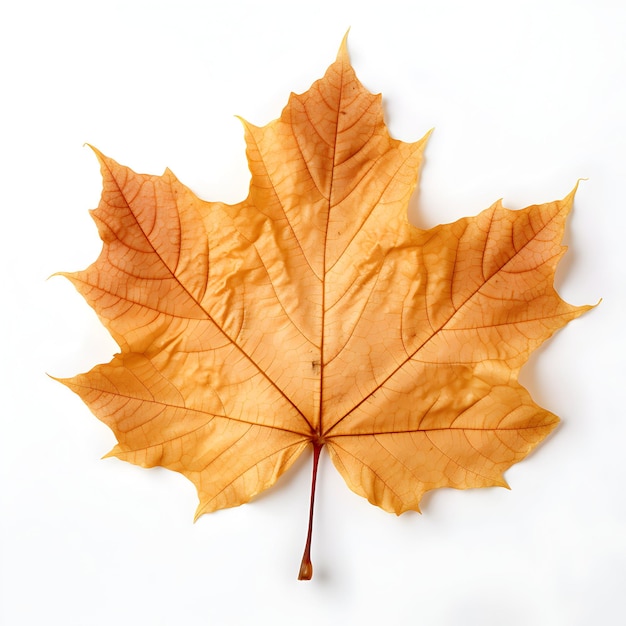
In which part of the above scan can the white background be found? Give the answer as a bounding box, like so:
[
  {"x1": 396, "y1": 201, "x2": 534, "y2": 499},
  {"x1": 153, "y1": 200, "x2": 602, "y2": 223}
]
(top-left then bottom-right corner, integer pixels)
[{"x1": 1, "y1": 1, "x2": 624, "y2": 624}]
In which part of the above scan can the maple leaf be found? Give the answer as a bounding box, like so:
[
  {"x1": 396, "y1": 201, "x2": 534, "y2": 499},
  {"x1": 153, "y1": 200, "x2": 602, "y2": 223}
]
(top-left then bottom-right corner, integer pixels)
[{"x1": 56, "y1": 38, "x2": 591, "y2": 580}]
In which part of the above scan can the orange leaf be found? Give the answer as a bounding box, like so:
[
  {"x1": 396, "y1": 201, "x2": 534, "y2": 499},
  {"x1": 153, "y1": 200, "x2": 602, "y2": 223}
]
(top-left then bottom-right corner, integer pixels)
[{"x1": 56, "y1": 38, "x2": 591, "y2": 579}]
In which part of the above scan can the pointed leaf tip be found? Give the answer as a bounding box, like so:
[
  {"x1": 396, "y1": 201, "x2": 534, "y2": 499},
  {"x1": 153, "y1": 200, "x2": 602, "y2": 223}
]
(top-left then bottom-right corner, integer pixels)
[
  {"x1": 565, "y1": 178, "x2": 589, "y2": 205},
  {"x1": 84, "y1": 143, "x2": 104, "y2": 161},
  {"x1": 337, "y1": 30, "x2": 351, "y2": 63}
]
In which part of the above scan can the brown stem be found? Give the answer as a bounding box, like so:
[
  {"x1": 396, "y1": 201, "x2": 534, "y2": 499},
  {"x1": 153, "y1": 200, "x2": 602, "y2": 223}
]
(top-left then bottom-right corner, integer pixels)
[{"x1": 298, "y1": 441, "x2": 323, "y2": 580}]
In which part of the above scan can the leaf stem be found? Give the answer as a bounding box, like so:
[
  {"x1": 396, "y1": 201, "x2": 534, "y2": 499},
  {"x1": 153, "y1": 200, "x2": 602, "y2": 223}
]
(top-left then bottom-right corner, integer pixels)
[{"x1": 298, "y1": 441, "x2": 323, "y2": 580}]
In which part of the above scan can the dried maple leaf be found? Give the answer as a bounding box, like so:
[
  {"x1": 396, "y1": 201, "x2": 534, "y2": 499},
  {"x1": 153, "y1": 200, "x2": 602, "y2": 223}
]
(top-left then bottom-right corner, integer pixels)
[{"x1": 57, "y1": 38, "x2": 591, "y2": 579}]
